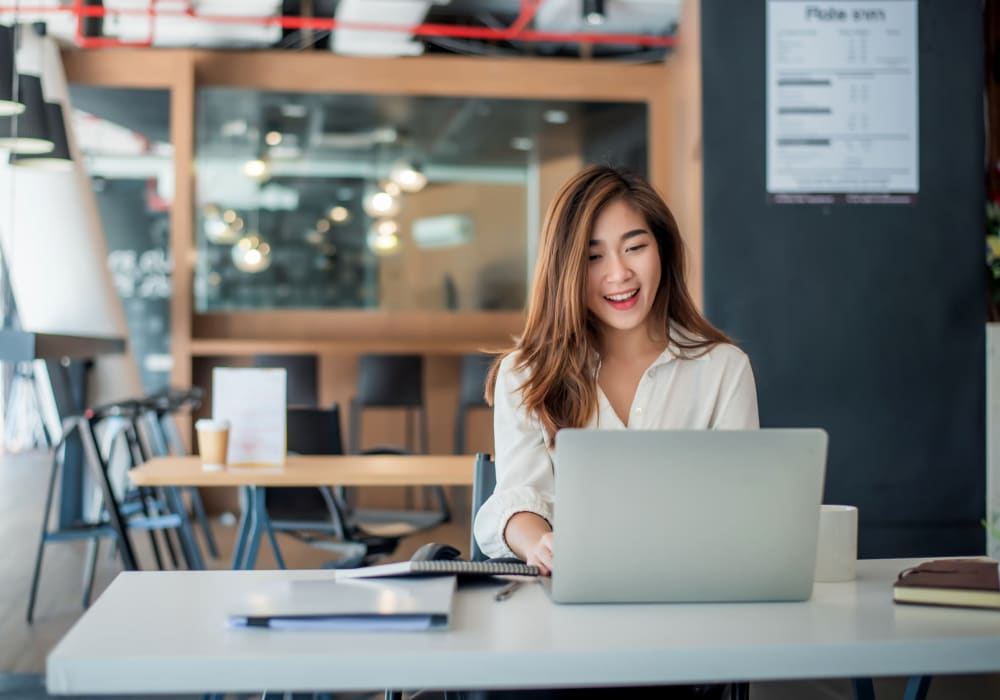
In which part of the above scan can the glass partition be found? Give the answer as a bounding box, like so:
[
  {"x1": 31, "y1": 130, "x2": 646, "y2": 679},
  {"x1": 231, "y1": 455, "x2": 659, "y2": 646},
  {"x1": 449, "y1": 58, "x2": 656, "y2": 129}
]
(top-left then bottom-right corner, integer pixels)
[{"x1": 193, "y1": 89, "x2": 646, "y2": 312}]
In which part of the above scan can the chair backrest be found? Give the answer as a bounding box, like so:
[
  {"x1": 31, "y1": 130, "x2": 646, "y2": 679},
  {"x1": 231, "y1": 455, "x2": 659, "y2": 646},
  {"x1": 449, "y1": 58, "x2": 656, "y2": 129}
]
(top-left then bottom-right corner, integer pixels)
[
  {"x1": 253, "y1": 354, "x2": 319, "y2": 408},
  {"x1": 355, "y1": 354, "x2": 424, "y2": 407},
  {"x1": 287, "y1": 404, "x2": 345, "y2": 455},
  {"x1": 351, "y1": 354, "x2": 426, "y2": 454},
  {"x1": 455, "y1": 354, "x2": 493, "y2": 454},
  {"x1": 470, "y1": 452, "x2": 496, "y2": 562}
]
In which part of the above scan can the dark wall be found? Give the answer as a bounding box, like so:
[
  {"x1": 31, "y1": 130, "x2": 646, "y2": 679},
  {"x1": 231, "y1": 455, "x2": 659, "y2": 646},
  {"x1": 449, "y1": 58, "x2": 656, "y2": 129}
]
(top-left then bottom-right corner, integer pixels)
[{"x1": 702, "y1": 0, "x2": 986, "y2": 557}]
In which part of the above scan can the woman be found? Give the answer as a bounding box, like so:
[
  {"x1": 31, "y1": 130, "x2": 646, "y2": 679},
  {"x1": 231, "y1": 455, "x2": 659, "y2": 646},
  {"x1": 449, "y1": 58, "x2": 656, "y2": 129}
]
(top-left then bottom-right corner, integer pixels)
[{"x1": 474, "y1": 165, "x2": 760, "y2": 573}]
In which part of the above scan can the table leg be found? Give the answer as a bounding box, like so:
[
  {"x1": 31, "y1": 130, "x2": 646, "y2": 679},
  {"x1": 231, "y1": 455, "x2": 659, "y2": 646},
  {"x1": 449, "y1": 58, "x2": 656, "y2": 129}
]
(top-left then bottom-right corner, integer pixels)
[
  {"x1": 164, "y1": 486, "x2": 204, "y2": 570},
  {"x1": 852, "y1": 678, "x2": 876, "y2": 700},
  {"x1": 903, "y1": 676, "x2": 932, "y2": 700},
  {"x1": 255, "y1": 487, "x2": 286, "y2": 569},
  {"x1": 230, "y1": 485, "x2": 253, "y2": 569},
  {"x1": 241, "y1": 487, "x2": 265, "y2": 570}
]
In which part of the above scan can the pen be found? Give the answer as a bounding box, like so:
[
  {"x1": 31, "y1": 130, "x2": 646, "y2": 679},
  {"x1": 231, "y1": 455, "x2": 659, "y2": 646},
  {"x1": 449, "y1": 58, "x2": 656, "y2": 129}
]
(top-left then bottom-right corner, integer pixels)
[{"x1": 494, "y1": 580, "x2": 523, "y2": 602}]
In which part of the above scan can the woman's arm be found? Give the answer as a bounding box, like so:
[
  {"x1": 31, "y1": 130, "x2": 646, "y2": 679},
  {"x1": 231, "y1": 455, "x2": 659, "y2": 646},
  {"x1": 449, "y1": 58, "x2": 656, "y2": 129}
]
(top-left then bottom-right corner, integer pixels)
[
  {"x1": 504, "y1": 513, "x2": 553, "y2": 574},
  {"x1": 473, "y1": 353, "x2": 556, "y2": 562}
]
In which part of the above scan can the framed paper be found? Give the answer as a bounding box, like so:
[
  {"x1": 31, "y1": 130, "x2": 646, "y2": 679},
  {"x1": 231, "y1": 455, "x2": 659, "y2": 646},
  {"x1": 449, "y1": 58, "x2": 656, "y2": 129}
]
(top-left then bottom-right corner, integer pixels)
[
  {"x1": 212, "y1": 367, "x2": 286, "y2": 466},
  {"x1": 766, "y1": 0, "x2": 918, "y2": 204}
]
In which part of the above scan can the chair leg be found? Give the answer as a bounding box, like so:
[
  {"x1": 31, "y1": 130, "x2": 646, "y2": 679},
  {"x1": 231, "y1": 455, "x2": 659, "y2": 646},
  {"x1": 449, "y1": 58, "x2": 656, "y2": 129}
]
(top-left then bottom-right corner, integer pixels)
[
  {"x1": 27, "y1": 444, "x2": 64, "y2": 624},
  {"x1": 79, "y1": 416, "x2": 138, "y2": 570},
  {"x1": 82, "y1": 537, "x2": 100, "y2": 608},
  {"x1": 903, "y1": 676, "x2": 932, "y2": 700}
]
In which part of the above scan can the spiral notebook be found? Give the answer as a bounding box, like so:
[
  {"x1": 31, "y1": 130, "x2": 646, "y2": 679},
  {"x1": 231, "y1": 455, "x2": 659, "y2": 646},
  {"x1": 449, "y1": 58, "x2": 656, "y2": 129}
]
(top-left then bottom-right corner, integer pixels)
[{"x1": 335, "y1": 559, "x2": 540, "y2": 579}]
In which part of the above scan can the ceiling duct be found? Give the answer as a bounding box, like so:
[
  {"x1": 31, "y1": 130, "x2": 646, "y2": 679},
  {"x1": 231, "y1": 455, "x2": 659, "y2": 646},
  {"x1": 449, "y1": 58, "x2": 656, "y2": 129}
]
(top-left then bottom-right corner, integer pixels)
[
  {"x1": 331, "y1": 0, "x2": 442, "y2": 57},
  {"x1": 534, "y1": 0, "x2": 680, "y2": 36}
]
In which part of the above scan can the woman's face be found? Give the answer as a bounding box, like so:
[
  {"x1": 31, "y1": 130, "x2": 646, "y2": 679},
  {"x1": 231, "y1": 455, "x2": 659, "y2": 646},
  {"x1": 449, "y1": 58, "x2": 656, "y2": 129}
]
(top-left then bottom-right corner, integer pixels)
[{"x1": 585, "y1": 198, "x2": 661, "y2": 338}]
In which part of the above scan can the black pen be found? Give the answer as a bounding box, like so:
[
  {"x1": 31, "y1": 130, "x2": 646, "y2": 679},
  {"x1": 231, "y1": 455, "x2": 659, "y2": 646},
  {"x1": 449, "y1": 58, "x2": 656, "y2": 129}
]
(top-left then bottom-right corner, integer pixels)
[{"x1": 494, "y1": 580, "x2": 522, "y2": 602}]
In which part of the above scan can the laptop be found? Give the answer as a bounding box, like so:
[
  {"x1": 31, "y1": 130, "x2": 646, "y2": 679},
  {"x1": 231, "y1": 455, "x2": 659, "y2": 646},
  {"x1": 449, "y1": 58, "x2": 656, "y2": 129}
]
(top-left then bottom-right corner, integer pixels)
[{"x1": 548, "y1": 428, "x2": 828, "y2": 604}]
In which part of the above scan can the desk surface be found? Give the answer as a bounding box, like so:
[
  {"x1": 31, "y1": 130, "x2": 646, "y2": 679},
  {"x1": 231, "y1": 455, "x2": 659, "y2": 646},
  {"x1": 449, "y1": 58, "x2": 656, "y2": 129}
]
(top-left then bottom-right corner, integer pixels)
[
  {"x1": 129, "y1": 454, "x2": 475, "y2": 487},
  {"x1": 46, "y1": 559, "x2": 1000, "y2": 695}
]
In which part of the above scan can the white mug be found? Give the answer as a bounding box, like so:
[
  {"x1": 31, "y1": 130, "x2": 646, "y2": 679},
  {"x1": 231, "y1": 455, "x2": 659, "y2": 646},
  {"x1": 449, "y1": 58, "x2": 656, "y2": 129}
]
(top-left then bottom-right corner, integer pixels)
[{"x1": 814, "y1": 505, "x2": 858, "y2": 582}]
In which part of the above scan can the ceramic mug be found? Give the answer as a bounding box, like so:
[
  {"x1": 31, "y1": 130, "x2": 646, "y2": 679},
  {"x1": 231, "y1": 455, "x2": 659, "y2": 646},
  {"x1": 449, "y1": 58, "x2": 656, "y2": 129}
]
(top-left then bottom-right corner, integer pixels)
[{"x1": 814, "y1": 504, "x2": 858, "y2": 583}]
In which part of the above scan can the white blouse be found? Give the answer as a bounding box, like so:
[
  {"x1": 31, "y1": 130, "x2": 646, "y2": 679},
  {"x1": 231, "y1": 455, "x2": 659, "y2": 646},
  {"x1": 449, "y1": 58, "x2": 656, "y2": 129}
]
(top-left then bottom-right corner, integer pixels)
[{"x1": 473, "y1": 341, "x2": 760, "y2": 559}]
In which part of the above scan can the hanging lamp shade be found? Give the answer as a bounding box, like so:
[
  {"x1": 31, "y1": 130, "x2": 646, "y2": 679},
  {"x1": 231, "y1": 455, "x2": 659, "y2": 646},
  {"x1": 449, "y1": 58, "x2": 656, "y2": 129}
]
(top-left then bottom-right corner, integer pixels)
[
  {"x1": 0, "y1": 74, "x2": 53, "y2": 153},
  {"x1": 10, "y1": 101, "x2": 71, "y2": 170},
  {"x1": 0, "y1": 25, "x2": 24, "y2": 117}
]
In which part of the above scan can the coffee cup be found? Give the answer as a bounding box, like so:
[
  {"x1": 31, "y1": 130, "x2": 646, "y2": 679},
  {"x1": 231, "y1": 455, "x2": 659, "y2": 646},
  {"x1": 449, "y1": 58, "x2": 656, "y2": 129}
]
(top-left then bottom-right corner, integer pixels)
[
  {"x1": 814, "y1": 504, "x2": 858, "y2": 582},
  {"x1": 195, "y1": 418, "x2": 230, "y2": 471}
]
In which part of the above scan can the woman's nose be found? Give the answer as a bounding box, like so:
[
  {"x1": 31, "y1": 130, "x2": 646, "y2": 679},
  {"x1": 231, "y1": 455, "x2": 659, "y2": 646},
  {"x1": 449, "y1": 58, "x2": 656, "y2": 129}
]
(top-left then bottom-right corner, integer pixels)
[{"x1": 605, "y1": 254, "x2": 631, "y2": 281}]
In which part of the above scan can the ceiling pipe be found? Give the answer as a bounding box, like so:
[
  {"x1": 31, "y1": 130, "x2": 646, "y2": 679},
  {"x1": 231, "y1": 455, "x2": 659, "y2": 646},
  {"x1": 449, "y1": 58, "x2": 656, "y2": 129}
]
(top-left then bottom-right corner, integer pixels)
[{"x1": 2, "y1": 0, "x2": 676, "y2": 49}]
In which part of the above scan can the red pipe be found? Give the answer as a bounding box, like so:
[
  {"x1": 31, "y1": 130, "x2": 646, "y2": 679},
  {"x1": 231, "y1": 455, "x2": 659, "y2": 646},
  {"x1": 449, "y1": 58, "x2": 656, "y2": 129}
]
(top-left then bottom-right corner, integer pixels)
[{"x1": 3, "y1": 1, "x2": 677, "y2": 49}]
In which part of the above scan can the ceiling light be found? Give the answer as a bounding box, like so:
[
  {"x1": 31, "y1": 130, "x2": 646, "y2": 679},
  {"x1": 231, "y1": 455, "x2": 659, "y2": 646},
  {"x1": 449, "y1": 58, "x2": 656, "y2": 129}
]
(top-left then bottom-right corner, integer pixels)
[
  {"x1": 241, "y1": 158, "x2": 270, "y2": 181},
  {"x1": 223, "y1": 209, "x2": 237, "y2": 223},
  {"x1": 264, "y1": 130, "x2": 283, "y2": 146},
  {"x1": 583, "y1": 0, "x2": 606, "y2": 25},
  {"x1": 329, "y1": 205, "x2": 350, "y2": 223},
  {"x1": 305, "y1": 229, "x2": 324, "y2": 245},
  {"x1": 221, "y1": 119, "x2": 248, "y2": 138},
  {"x1": 381, "y1": 179, "x2": 401, "y2": 197},
  {"x1": 367, "y1": 221, "x2": 400, "y2": 255},
  {"x1": 362, "y1": 187, "x2": 400, "y2": 218},
  {"x1": 316, "y1": 218, "x2": 331, "y2": 233},
  {"x1": 10, "y1": 101, "x2": 72, "y2": 170},
  {"x1": 231, "y1": 235, "x2": 271, "y2": 273},
  {"x1": 280, "y1": 104, "x2": 308, "y2": 119},
  {"x1": 389, "y1": 160, "x2": 428, "y2": 193},
  {"x1": 203, "y1": 206, "x2": 238, "y2": 245},
  {"x1": 0, "y1": 26, "x2": 25, "y2": 117},
  {"x1": 0, "y1": 75, "x2": 53, "y2": 154},
  {"x1": 543, "y1": 109, "x2": 570, "y2": 125},
  {"x1": 509, "y1": 137, "x2": 534, "y2": 152}
]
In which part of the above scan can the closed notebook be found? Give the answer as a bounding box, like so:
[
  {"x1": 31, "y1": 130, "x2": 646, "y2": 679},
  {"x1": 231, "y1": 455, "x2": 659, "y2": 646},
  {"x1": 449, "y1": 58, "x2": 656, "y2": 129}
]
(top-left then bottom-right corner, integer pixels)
[
  {"x1": 335, "y1": 559, "x2": 540, "y2": 579},
  {"x1": 226, "y1": 575, "x2": 456, "y2": 630},
  {"x1": 893, "y1": 558, "x2": 1000, "y2": 611}
]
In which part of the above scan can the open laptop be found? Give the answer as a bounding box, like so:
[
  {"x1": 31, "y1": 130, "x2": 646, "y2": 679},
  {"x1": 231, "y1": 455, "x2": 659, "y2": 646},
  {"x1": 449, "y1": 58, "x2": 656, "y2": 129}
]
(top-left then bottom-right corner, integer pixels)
[{"x1": 548, "y1": 428, "x2": 828, "y2": 604}]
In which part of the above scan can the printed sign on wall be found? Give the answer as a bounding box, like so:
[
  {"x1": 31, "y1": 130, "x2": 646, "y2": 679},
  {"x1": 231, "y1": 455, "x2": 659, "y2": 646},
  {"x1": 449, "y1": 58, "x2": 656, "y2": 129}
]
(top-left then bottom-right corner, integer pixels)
[{"x1": 766, "y1": 0, "x2": 918, "y2": 204}]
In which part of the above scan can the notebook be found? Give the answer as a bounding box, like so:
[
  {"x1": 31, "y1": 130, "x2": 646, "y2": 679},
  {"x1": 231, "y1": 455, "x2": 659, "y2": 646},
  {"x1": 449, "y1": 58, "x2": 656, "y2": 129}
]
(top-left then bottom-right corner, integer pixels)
[
  {"x1": 548, "y1": 428, "x2": 828, "y2": 604},
  {"x1": 893, "y1": 558, "x2": 1000, "y2": 610},
  {"x1": 335, "y1": 559, "x2": 539, "y2": 579},
  {"x1": 226, "y1": 576, "x2": 456, "y2": 630}
]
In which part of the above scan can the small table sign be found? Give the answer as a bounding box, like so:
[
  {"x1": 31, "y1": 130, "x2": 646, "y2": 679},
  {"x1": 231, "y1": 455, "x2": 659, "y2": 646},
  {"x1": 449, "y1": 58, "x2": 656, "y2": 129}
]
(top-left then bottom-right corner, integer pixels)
[{"x1": 212, "y1": 367, "x2": 286, "y2": 466}]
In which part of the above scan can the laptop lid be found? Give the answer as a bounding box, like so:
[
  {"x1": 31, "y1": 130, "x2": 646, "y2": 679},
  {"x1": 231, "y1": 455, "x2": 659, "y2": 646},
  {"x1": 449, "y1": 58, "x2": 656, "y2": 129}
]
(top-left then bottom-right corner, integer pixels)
[{"x1": 550, "y1": 428, "x2": 828, "y2": 604}]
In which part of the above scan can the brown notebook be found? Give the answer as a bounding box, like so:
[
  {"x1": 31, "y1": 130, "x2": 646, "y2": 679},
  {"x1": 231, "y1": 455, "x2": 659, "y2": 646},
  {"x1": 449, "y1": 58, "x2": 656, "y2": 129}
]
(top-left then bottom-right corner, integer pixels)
[{"x1": 893, "y1": 558, "x2": 1000, "y2": 610}]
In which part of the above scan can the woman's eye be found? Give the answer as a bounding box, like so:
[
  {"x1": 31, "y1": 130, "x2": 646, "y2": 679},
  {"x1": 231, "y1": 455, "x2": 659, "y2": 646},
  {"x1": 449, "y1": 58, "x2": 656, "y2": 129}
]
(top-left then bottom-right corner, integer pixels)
[
  {"x1": 588, "y1": 254, "x2": 601, "y2": 261},
  {"x1": 626, "y1": 244, "x2": 648, "y2": 253}
]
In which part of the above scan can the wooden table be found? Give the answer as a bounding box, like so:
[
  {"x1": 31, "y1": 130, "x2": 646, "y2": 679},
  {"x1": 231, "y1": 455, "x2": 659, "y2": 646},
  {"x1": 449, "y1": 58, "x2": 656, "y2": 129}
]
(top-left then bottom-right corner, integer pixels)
[{"x1": 130, "y1": 454, "x2": 475, "y2": 569}]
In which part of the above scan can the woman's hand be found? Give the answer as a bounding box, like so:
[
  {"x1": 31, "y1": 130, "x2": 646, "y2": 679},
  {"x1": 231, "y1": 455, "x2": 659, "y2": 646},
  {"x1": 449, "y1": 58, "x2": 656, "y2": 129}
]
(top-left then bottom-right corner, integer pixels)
[
  {"x1": 526, "y1": 531, "x2": 553, "y2": 576},
  {"x1": 504, "y1": 512, "x2": 554, "y2": 575}
]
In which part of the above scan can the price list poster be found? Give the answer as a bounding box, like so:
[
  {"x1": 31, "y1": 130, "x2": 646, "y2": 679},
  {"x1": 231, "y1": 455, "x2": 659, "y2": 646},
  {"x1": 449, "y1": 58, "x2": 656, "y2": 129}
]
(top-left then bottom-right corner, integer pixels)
[{"x1": 766, "y1": 1, "x2": 918, "y2": 204}]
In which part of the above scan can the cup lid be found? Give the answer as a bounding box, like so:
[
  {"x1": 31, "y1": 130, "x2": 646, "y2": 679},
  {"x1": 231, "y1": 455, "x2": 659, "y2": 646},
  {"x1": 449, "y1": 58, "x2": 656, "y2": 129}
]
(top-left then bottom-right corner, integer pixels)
[{"x1": 195, "y1": 418, "x2": 230, "y2": 430}]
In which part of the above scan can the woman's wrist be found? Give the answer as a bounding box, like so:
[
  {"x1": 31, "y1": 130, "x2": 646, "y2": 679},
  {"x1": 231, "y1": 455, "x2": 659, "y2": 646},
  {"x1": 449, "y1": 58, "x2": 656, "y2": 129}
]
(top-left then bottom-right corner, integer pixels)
[{"x1": 503, "y1": 511, "x2": 552, "y2": 561}]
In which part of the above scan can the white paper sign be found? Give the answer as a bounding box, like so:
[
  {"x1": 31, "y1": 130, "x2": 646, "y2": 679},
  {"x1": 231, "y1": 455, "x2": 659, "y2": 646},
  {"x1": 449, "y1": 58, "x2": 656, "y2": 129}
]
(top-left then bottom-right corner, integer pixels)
[
  {"x1": 766, "y1": 0, "x2": 918, "y2": 202},
  {"x1": 212, "y1": 368, "x2": 286, "y2": 466}
]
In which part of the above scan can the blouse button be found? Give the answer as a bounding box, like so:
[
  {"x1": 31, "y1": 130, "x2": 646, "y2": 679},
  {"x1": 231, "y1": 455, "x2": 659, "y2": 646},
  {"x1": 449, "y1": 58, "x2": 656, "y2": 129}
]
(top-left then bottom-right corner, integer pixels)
[
  {"x1": 648, "y1": 368, "x2": 656, "y2": 379},
  {"x1": 634, "y1": 407, "x2": 643, "y2": 415}
]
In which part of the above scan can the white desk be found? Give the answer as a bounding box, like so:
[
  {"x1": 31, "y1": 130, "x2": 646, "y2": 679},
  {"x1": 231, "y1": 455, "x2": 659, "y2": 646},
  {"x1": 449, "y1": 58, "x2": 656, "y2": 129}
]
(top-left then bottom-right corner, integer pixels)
[{"x1": 46, "y1": 559, "x2": 1000, "y2": 696}]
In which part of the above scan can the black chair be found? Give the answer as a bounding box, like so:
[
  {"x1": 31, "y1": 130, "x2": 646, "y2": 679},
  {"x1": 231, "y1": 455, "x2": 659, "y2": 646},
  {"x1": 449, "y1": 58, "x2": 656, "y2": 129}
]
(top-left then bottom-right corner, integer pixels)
[
  {"x1": 347, "y1": 353, "x2": 450, "y2": 526},
  {"x1": 470, "y1": 452, "x2": 496, "y2": 562},
  {"x1": 262, "y1": 404, "x2": 400, "y2": 568},
  {"x1": 455, "y1": 354, "x2": 494, "y2": 455},
  {"x1": 253, "y1": 354, "x2": 319, "y2": 408}
]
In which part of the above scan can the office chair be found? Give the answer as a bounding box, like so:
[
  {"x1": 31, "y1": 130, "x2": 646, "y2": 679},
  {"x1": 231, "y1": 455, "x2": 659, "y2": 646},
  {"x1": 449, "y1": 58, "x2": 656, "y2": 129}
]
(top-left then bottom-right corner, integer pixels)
[
  {"x1": 262, "y1": 404, "x2": 400, "y2": 568},
  {"x1": 470, "y1": 452, "x2": 496, "y2": 562},
  {"x1": 346, "y1": 353, "x2": 450, "y2": 526},
  {"x1": 253, "y1": 353, "x2": 319, "y2": 408},
  {"x1": 455, "y1": 353, "x2": 494, "y2": 455}
]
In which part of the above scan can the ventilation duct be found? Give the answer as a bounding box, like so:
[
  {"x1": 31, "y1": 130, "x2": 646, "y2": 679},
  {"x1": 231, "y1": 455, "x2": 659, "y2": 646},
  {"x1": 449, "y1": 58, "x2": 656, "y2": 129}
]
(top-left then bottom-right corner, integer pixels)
[{"x1": 331, "y1": 0, "x2": 439, "y2": 57}]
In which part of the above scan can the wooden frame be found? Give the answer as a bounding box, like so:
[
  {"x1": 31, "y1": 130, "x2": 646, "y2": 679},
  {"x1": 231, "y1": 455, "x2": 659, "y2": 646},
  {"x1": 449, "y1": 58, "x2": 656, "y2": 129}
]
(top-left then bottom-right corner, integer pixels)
[{"x1": 62, "y1": 45, "x2": 691, "y2": 389}]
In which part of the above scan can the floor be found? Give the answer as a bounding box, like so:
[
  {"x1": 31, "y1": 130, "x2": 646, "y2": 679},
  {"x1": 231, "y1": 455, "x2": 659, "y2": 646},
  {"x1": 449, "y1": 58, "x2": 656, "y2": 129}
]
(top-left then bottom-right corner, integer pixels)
[{"x1": 3, "y1": 449, "x2": 999, "y2": 700}]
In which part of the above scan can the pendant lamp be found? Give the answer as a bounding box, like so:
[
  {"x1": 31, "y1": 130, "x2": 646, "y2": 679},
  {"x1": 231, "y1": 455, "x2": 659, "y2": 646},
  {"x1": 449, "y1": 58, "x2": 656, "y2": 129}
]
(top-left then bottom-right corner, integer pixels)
[
  {"x1": 0, "y1": 25, "x2": 24, "y2": 117},
  {"x1": 0, "y1": 74, "x2": 53, "y2": 153},
  {"x1": 10, "y1": 100, "x2": 71, "y2": 170}
]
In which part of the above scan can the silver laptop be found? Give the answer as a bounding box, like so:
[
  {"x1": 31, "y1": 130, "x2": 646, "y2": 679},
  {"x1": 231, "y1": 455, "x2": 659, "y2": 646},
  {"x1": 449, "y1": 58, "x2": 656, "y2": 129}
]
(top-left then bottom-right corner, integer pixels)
[{"x1": 549, "y1": 428, "x2": 828, "y2": 604}]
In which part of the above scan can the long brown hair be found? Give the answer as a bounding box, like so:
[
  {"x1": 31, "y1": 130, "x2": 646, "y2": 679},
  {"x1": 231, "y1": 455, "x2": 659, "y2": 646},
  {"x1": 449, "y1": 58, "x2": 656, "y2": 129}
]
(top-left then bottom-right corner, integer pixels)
[{"x1": 486, "y1": 165, "x2": 730, "y2": 442}]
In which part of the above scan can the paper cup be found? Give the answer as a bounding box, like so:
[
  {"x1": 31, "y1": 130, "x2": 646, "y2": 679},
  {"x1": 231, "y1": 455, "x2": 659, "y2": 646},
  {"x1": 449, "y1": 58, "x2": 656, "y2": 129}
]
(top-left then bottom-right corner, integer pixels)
[{"x1": 195, "y1": 418, "x2": 230, "y2": 471}]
